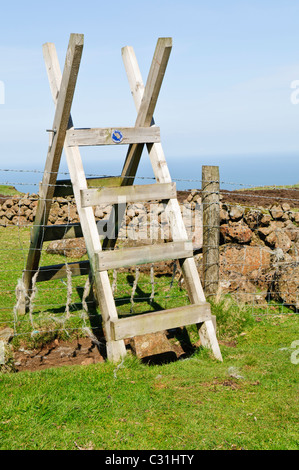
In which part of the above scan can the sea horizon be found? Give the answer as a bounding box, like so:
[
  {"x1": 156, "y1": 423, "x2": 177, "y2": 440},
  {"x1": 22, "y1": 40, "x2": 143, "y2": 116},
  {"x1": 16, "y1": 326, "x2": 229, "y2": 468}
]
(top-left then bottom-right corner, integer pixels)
[{"x1": 0, "y1": 152, "x2": 298, "y2": 194}]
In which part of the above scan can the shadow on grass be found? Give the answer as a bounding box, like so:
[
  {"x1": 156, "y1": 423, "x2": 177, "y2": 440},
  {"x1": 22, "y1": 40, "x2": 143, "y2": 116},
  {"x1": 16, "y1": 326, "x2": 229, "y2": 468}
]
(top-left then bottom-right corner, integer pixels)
[
  {"x1": 43, "y1": 275, "x2": 198, "y2": 365},
  {"x1": 75, "y1": 284, "x2": 108, "y2": 359},
  {"x1": 114, "y1": 274, "x2": 164, "y2": 314}
]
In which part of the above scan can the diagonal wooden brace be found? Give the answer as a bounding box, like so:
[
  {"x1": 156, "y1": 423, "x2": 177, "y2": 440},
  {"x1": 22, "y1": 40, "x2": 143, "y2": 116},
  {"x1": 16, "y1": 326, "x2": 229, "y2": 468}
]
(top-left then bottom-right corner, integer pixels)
[
  {"x1": 121, "y1": 43, "x2": 223, "y2": 361},
  {"x1": 22, "y1": 34, "x2": 84, "y2": 302},
  {"x1": 40, "y1": 37, "x2": 126, "y2": 361},
  {"x1": 121, "y1": 37, "x2": 172, "y2": 181},
  {"x1": 102, "y1": 38, "x2": 172, "y2": 250}
]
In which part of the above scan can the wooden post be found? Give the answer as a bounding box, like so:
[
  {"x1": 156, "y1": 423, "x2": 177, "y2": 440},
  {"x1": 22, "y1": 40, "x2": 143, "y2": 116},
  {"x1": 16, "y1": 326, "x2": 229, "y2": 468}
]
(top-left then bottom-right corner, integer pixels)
[
  {"x1": 21, "y1": 34, "x2": 84, "y2": 312},
  {"x1": 202, "y1": 166, "x2": 220, "y2": 298}
]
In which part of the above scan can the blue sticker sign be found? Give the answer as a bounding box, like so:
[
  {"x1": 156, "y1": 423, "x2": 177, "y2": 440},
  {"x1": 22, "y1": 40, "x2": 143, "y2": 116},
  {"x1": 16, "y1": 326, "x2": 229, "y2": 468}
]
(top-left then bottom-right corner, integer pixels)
[{"x1": 111, "y1": 129, "x2": 123, "y2": 143}]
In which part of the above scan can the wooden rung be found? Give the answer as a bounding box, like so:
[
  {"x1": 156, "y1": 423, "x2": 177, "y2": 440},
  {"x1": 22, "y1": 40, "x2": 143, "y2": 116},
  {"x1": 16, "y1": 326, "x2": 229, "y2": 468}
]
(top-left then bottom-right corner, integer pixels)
[
  {"x1": 87, "y1": 176, "x2": 125, "y2": 189},
  {"x1": 66, "y1": 126, "x2": 160, "y2": 147},
  {"x1": 42, "y1": 223, "x2": 83, "y2": 241},
  {"x1": 53, "y1": 176, "x2": 125, "y2": 197},
  {"x1": 81, "y1": 182, "x2": 176, "y2": 207},
  {"x1": 35, "y1": 260, "x2": 90, "y2": 282},
  {"x1": 111, "y1": 303, "x2": 211, "y2": 340},
  {"x1": 96, "y1": 240, "x2": 193, "y2": 271},
  {"x1": 42, "y1": 220, "x2": 108, "y2": 241}
]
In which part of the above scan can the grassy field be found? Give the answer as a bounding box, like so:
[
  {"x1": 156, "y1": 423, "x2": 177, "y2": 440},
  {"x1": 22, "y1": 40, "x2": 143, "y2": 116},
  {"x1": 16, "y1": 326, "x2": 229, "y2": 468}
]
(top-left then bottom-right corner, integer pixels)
[
  {"x1": 0, "y1": 225, "x2": 193, "y2": 349},
  {"x1": 0, "y1": 185, "x2": 24, "y2": 197},
  {"x1": 0, "y1": 313, "x2": 298, "y2": 450},
  {"x1": 0, "y1": 212, "x2": 298, "y2": 450},
  {"x1": 236, "y1": 183, "x2": 299, "y2": 191}
]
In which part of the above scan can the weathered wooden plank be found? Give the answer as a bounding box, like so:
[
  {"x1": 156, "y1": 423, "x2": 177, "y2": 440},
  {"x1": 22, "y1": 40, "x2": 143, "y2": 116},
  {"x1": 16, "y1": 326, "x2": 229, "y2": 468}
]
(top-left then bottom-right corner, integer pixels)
[
  {"x1": 22, "y1": 34, "x2": 84, "y2": 297},
  {"x1": 111, "y1": 303, "x2": 211, "y2": 341},
  {"x1": 101, "y1": 39, "x2": 172, "y2": 253},
  {"x1": 96, "y1": 240, "x2": 193, "y2": 271},
  {"x1": 87, "y1": 176, "x2": 125, "y2": 189},
  {"x1": 36, "y1": 260, "x2": 90, "y2": 282},
  {"x1": 42, "y1": 223, "x2": 83, "y2": 241},
  {"x1": 81, "y1": 182, "x2": 176, "y2": 207},
  {"x1": 122, "y1": 42, "x2": 223, "y2": 361},
  {"x1": 42, "y1": 39, "x2": 126, "y2": 361},
  {"x1": 53, "y1": 176, "x2": 125, "y2": 197},
  {"x1": 121, "y1": 38, "x2": 172, "y2": 182},
  {"x1": 42, "y1": 221, "x2": 108, "y2": 241},
  {"x1": 67, "y1": 126, "x2": 160, "y2": 147},
  {"x1": 202, "y1": 166, "x2": 220, "y2": 297},
  {"x1": 51, "y1": 180, "x2": 73, "y2": 197}
]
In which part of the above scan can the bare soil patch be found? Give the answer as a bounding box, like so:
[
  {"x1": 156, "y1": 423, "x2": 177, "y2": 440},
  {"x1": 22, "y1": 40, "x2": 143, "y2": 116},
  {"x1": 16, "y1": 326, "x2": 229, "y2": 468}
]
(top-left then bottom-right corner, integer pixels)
[
  {"x1": 2, "y1": 188, "x2": 298, "y2": 209},
  {"x1": 13, "y1": 329, "x2": 190, "y2": 372},
  {"x1": 220, "y1": 188, "x2": 299, "y2": 208},
  {"x1": 14, "y1": 338, "x2": 105, "y2": 372},
  {"x1": 177, "y1": 189, "x2": 299, "y2": 208}
]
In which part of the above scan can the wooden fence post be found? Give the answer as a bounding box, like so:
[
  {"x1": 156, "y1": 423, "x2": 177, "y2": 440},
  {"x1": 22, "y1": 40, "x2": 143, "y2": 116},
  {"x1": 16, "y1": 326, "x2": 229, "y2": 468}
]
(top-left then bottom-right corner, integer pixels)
[{"x1": 202, "y1": 165, "x2": 220, "y2": 298}]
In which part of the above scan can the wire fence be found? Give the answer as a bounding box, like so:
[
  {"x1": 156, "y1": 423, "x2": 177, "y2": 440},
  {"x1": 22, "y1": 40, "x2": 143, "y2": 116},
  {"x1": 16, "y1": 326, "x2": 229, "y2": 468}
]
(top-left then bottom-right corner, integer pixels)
[{"x1": 0, "y1": 168, "x2": 298, "y2": 351}]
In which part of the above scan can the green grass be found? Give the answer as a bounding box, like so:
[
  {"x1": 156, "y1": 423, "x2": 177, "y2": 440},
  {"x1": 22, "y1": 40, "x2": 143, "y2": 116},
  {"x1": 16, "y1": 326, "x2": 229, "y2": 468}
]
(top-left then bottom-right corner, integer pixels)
[
  {"x1": 0, "y1": 185, "x2": 24, "y2": 197},
  {"x1": 237, "y1": 183, "x2": 299, "y2": 191},
  {"x1": 0, "y1": 314, "x2": 298, "y2": 450},
  {"x1": 0, "y1": 225, "x2": 298, "y2": 450},
  {"x1": 0, "y1": 226, "x2": 191, "y2": 349}
]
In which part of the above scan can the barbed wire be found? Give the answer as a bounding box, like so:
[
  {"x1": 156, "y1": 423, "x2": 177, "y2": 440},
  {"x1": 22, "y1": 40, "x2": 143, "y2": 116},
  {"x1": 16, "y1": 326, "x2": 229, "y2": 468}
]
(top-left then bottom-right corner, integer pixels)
[
  {"x1": 1, "y1": 166, "x2": 299, "y2": 189},
  {"x1": 0, "y1": 169, "x2": 298, "y2": 361}
]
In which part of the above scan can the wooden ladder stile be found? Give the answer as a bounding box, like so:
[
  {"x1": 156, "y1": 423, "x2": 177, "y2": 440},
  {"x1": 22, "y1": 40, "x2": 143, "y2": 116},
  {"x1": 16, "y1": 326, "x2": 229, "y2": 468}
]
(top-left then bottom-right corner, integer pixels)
[{"x1": 20, "y1": 34, "x2": 223, "y2": 363}]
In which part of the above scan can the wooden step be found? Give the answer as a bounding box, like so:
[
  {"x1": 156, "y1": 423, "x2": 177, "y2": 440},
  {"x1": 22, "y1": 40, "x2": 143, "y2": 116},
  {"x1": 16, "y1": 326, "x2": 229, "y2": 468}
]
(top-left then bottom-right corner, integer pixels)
[
  {"x1": 42, "y1": 223, "x2": 83, "y2": 241},
  {"x1": 110, "y1": 303, "x2": 211, "y2": 340},
  {"x1": 35, "y1": 260, "x2": 90, "y2": 282},
  {"x1": 53, "y1": 176, "x2": 125, "y2": 197},
  {"x1": 95, "y1": 240, "x2": 193, "y2": 271},
  {"x1": 42, "y1": 220, "x2": 108, "y2": 241},
  {"x1": 66, "y1": 126, "x2": 160, "y2": 147},
  {"x1": 81, "y1": 182, "x2": 176, "y2": 207}
]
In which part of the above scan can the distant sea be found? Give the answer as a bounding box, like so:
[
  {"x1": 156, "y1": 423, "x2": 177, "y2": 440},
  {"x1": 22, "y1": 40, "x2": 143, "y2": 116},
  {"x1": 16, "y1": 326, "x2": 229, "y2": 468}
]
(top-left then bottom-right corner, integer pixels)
[
  {"x1": 136, "y1": 152, "x2": 299, "y2": 191},
  {"x1": 1, "y1": 152, "x2": 298, "y2": 194}
]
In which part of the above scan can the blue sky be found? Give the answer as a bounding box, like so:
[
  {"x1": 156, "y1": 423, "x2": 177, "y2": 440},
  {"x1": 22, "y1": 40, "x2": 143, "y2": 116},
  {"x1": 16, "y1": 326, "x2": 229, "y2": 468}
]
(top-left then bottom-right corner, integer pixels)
[{"x1": 1, "y1": 0, "x2": 299, "y2": 189}]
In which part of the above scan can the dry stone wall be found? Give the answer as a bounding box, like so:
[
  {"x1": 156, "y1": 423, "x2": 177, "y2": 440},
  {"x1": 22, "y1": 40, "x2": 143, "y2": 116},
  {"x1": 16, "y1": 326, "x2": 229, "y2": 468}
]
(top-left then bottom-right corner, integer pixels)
[
  {"x1": 0, "y1": 192, "x2": 203, "y2": 246},
  {"x1": 1, "y1": 190, "x2": 298, "y2": 310},
  {"x1": 216, "y1": 197, "x2": 299, "y2": 309}
]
